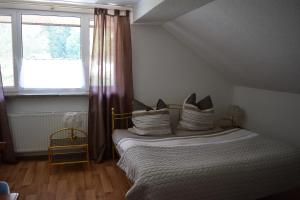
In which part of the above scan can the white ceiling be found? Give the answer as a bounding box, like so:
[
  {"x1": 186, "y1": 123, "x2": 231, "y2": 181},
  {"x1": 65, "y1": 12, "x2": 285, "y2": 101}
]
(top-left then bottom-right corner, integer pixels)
[
  {"x1": 134, "y1": 0, "x2": 213, "y2": 23},
  {"x1": 164, "y1": 0, "x2": 300, "y2": 93}
]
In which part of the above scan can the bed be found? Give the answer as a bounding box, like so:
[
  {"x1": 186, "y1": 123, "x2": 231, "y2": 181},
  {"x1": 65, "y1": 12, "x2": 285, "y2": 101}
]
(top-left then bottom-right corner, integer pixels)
[{"x1": 111, "y1": 108, "x2": 300, "y2": 200}]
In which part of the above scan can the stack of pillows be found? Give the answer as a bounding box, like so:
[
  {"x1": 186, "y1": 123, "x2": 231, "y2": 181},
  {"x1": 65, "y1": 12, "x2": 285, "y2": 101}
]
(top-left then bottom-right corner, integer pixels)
[
  {"x1": 130, "y1": 99, "x2": 172, "y2": 135},
  {"x1": 178, "y1": 93, "x2": 214, "y2": 131},
  {"x1": 129, "y1": 93, "x2": 215, "y2": 136}
]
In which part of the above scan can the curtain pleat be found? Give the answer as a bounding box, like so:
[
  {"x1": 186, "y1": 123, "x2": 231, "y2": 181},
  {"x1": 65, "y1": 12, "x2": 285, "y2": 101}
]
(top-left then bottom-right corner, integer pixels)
[
  {"x1": 0, "y1": 66, "x2": 16, "y2": 163},
  {"x1": 88, "y1": 8, "x2": 133, "y2": 162}
]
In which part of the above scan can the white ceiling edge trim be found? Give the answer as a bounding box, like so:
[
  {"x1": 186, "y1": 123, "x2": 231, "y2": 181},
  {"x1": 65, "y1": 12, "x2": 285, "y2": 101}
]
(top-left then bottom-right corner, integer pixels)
[
  {"x1": 132, "y1": 22, "x2": 162, "y2": 25},
  {"x1": 133, "y1": 0, "x2": 163, "y2": 21},
  {"x1": 133, "y1": 0, "x2": 214, "y2": 24},
  {"x1": 0, "y1": 0, "x2": 133, "y2": 14},
  {"x1": 234, "y1": 85, "x2": 300, "y2": 96}
]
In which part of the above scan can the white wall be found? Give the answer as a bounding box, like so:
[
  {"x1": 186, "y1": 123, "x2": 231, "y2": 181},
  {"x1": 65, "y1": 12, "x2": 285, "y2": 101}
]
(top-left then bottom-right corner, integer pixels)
[
  {"x1": 5, "y1": 24, "x2": 234, "y2": 154},
  {"x1": 131, "y1": 24, "x2": 233, "y2": 116},
  {"x1": 233, "y1": 86, "x2": 300, "y2": 146},
  {"x1": 6, "y1": 25, "x2": 233, "y2": 116},
  {"x1": 164, "y1": 0, "x2": 300, "y2": 93},
  {"x1": 6, "y1": 96, "x2": 88, "y2": 114}
]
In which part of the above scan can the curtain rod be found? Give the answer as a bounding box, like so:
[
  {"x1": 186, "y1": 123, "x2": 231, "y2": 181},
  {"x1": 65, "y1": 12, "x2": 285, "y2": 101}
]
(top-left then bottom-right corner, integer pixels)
[{"x1": 0, "y1": 0, "x2": 133, "y2": 13}]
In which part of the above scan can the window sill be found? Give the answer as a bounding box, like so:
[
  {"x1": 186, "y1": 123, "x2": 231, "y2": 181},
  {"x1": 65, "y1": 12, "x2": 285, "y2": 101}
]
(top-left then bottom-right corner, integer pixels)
[{"x1": 4, "y1": 91, "x2": 89, "y2": 97}]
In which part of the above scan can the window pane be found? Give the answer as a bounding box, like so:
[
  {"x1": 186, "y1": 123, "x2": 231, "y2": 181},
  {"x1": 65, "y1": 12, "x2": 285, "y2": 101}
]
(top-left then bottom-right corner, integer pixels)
[
  {"x1": 89, "y1": 20, "x2": 94, "y2": 73},
  {"x1": 90, "y1": 27, "x2": 93, "y2": 56},
  {"x1": 89, "y1": 19, "x2": 94, "y2": 27},
  {"x1": 0, "y1": 16, "x2": 11, "y2": 23},
  {"x1": 0, "y1": 15, "x2": 14, "y2": 87},
  {"x1": 90, "y1": 20, "x2": 94, "y2": 55},
  {"x1": 21, "y1": 15, "x2": 84, "y2": 89},
  {"x1": 22, "y1": 15, "x2": 80, "y2": 26}
]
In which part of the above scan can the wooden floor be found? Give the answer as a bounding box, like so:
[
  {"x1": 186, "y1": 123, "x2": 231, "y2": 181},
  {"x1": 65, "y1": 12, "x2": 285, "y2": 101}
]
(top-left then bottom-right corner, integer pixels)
[
  {"x1": 0, "y1": 160, "x2": 131, "y2": 200},
  {"x1": 1, "y1": 160, "x2": 298, "y2": 200}
]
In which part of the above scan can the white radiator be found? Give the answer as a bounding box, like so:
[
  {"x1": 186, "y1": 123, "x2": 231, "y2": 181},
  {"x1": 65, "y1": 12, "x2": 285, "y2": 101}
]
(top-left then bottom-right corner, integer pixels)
[{"x1": 8, "y1": 112, "x2": 88, "y2": 153}]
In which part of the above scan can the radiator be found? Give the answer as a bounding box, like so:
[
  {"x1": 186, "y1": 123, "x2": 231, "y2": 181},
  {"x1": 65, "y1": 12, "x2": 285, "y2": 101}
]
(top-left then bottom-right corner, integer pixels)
[{"x1": 8, "y1": 112, "x2": 88, "y2": 153}]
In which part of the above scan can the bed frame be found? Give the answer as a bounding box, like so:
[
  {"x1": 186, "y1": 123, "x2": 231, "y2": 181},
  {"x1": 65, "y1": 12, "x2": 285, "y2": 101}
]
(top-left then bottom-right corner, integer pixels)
[
  {"x1": 111, "y1": 104, "x2": 182, "y2": 161},
  {"x1": 111, "y1": 106, "x2": 300, "y2": 199}
]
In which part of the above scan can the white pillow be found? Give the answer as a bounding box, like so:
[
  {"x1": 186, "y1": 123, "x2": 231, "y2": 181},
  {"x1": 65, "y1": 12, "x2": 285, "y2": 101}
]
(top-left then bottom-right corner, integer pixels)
[
  {"x1": 178, "y1": 98, "x2": 215, "y2": 131},
  {"x1": 129, "y1": 108, "x2": 172, "y2": 136}
]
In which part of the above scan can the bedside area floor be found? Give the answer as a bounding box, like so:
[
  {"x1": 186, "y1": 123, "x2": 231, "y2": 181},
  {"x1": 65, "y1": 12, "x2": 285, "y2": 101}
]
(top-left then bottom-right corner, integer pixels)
[
  {"x1": 0, "y1": 160, "x2": 131, "y2": 200},
  {"x1": 0, "y1": 160, "x2": 298, "y2": 200}
]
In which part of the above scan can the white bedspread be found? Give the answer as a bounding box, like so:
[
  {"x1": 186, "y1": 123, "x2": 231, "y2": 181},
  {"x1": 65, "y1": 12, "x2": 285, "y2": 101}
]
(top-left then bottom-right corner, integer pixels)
[
  {"x1": 117, "y1": 129, "x2": 300, "y2": 200},
  {"x1": 116, "y1": 128, "x2": 257, "y2": 156}
]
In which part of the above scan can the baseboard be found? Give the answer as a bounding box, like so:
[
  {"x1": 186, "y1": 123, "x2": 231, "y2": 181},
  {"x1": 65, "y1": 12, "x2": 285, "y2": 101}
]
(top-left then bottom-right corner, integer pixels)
[{"x1": 16, "y1": 151, "x2": 48, "y2": 160}]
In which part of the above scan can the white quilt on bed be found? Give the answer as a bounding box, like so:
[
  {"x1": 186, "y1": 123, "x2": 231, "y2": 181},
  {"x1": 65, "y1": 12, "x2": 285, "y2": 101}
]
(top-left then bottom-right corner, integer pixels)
[
  {"x1": 117, "y1": 129, "x2": 300, "y2": 200},
  {"x1": 116, "y1": 129, "x2": 256, "y2": 155}
]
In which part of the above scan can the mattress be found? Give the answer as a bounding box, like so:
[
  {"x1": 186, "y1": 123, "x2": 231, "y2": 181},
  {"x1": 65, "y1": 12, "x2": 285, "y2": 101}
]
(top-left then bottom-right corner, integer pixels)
[
  {"x1": 114, "y1": 128, "x2": 300, "y2": 200},
  {"x1": 113, "y1": 129, "x2": 176, "y2": 145},
  {"x1": 113, "y1": 128, "x2": 243, "y2": 156}
]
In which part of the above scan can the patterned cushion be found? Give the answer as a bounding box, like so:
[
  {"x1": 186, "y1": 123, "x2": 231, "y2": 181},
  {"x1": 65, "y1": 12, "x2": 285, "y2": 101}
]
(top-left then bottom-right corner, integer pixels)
[{"x1": 178, "y1": 94, "x2": 215, "y2": 131}]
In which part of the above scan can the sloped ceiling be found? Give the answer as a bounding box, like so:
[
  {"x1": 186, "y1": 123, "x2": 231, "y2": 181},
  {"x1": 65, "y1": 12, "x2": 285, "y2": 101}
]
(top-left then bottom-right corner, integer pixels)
[
  {"x1": 164, "y1": 0, "x2": 300, "y2": 93},
  {"x1": 133, "y1": 0, "x2": 213, "y2": 23}
]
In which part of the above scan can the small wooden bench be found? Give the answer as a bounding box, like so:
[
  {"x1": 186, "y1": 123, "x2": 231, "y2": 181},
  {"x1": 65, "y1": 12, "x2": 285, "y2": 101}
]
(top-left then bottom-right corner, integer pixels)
[{"x1": 48, "y1": 128, "x2": 89, "y2": 166}]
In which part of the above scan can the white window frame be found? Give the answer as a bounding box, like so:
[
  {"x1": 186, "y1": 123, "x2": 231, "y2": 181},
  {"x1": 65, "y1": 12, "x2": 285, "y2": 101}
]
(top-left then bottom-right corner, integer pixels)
[
  {"x1": 0, "y1": 9, "x2": 17, "y2": 91},
  {"x1": 0, "y1": 9, "x2": 93, "y2": 96}
]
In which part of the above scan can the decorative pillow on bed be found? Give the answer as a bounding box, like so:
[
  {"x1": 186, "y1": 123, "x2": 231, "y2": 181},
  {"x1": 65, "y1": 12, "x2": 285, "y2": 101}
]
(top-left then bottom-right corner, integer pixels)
[
  {"x1": 132, "y1": 99, "x2": 153, "y2": 111},
  {"x1": 130, "y1": 99, "x2": 172, "y2": 135},
  {"x1": 156, "y1": 99, "x2": 168, "y2": 110},
  {"x1": 177, "y1": 93, "x2": 215, "y2": 131}
]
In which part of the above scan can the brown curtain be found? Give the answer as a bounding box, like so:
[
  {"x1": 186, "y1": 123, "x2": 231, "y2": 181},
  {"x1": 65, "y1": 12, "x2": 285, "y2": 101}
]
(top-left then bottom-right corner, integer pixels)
[
  {"x1": 88, "y1": 8, "x2": 133, "y2": 162},
  {"x1": 0, "y1": 66, "x2": 16, "y2": 163}
]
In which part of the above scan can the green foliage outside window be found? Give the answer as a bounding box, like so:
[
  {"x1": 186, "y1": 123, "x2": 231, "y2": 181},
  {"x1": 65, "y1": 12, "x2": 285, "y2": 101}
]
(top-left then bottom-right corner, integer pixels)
[
  {"x1": 45, "y1": 26, "x2": 80, "y2": 59},
  {"x1": 23, "y1": 25, "x2": 80, "y2": 60}
]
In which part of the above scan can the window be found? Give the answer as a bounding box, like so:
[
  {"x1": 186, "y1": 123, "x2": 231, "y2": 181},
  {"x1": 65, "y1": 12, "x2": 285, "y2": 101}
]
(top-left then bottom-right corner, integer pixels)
[
  {"x1": 0, "y1": 10, "x2": 93, "y2": 94},
  {"x1": 90, "y1": 19, "x2": 94, "y2": 56},
  {"x1": 0, "y1": 15, "x2": 14, "y2": 87},
  {"x1": 21, "y1": 15, "x2": 84, "y2": 89}
]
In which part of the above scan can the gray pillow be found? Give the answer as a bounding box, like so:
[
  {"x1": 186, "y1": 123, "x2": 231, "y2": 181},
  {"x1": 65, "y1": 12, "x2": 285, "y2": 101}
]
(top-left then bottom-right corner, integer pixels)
[
  {"x1": 185, "y1": 93, "x2": 196, "y2": 105},
  {"x1": 130, "y1": 99, "x2": 172, "y2": 135},
  {"x1": 130, "y1": 108, "x2": 172, "y2": 135},
  {"x1": 132, "y1": 99, "x2": 153, "y2": 111},
  {"x1": 177, "y1": 93, "x2": 215, "y2": 131},
  {"x1": 185, "y1": 93, "x2": 213, "y2": 110},
  {"x1": 196, "y1": 95, "x2": 213, "y2": 110},
  {"x1": 156, "y1": 99, "x2": 168, "y2": 110}
]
